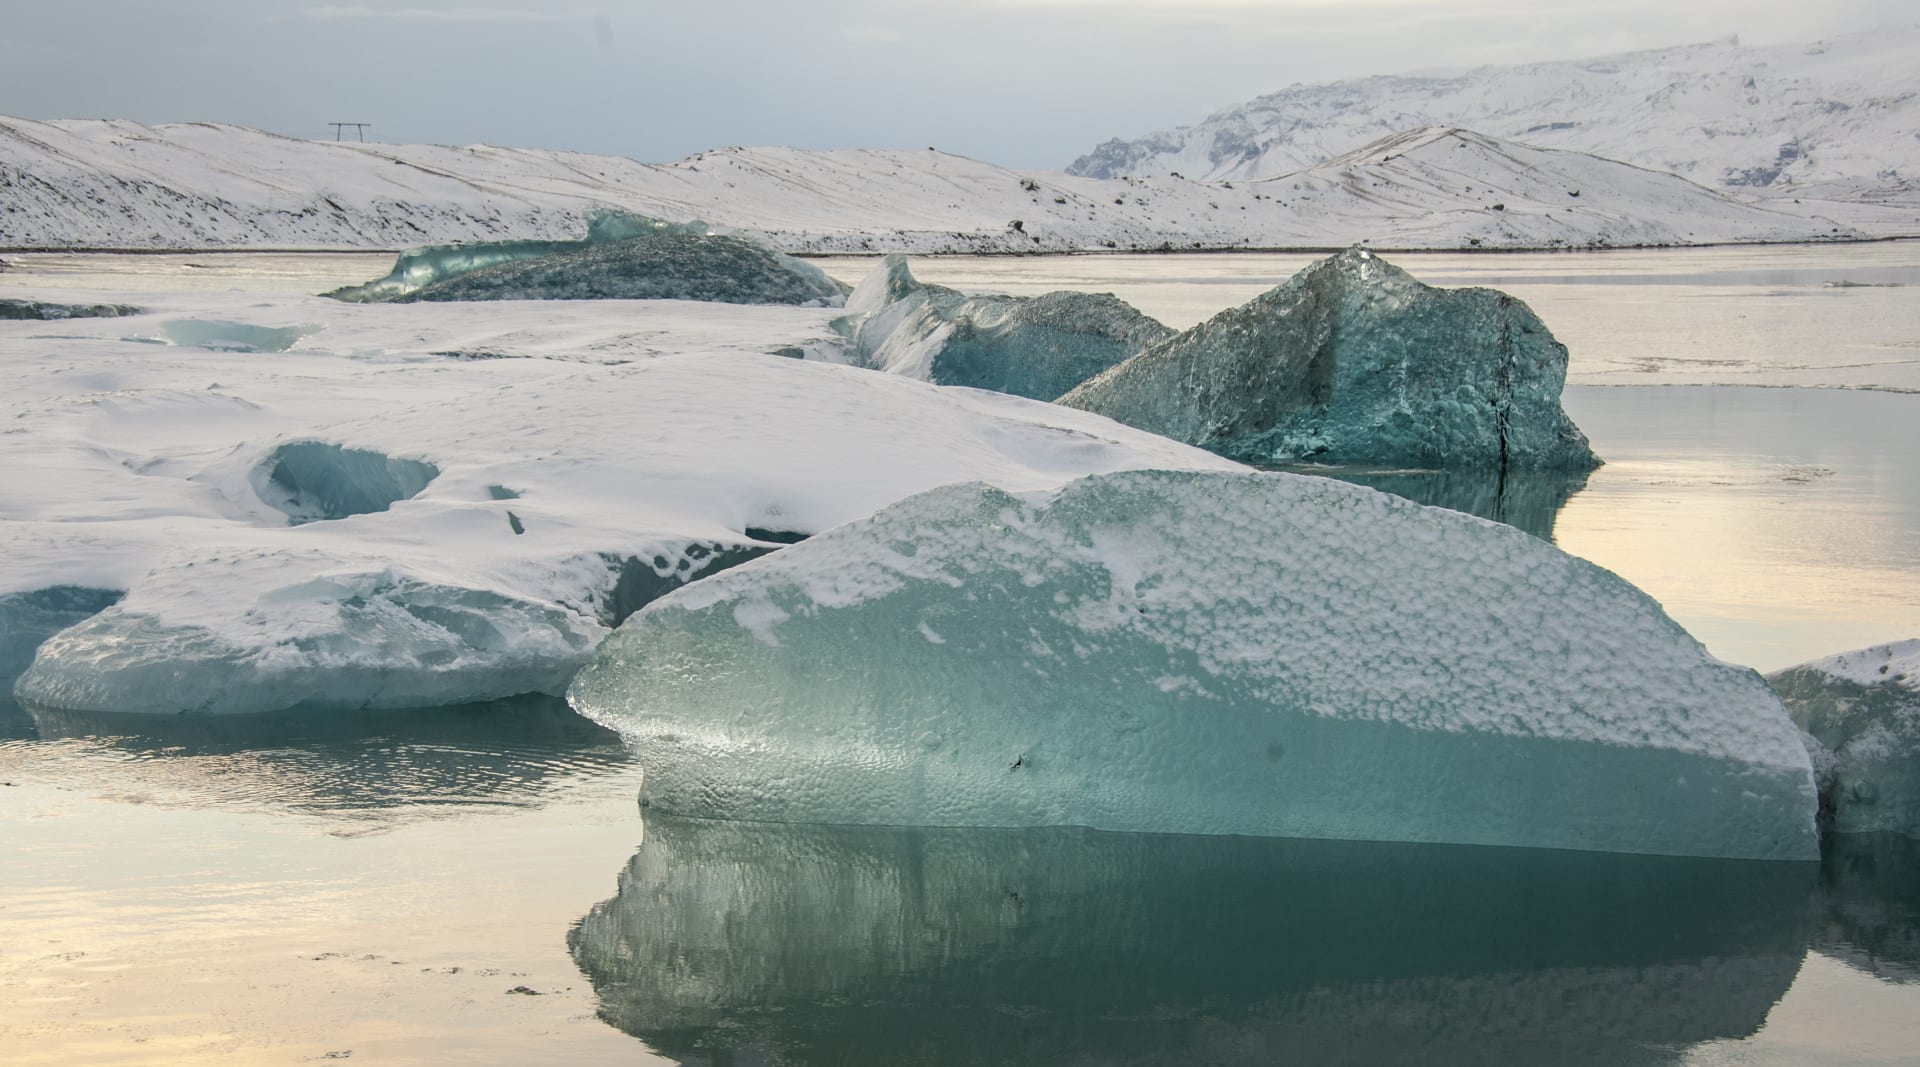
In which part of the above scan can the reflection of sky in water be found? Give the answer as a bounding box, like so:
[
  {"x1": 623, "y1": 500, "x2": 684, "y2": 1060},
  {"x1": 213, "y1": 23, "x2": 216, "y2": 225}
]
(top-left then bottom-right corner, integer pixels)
[{"x1": 0, "y1": 695, "x2": 635, "y2": 825}]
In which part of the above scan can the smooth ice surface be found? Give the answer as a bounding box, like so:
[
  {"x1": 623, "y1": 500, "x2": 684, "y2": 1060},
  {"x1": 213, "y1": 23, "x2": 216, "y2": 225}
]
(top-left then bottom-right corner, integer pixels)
[
  {"x1": 572, "y1": 816, "x2": 1812, "y2": 1066},
  {"x1": 4, "y1": 290, "x2": 1233, "y2": 716},
  {"x1": 570, "y1": 469, "x2": 1816, "y2": 859},
  {"x1": 398, "y1": 230, "x2": 847, "y2": 307},
  {"x1": 1769, "y1": 640, "x2": 1920, "y2": 838},
  {"x1": 831, "y1": 254, "x2": 1171, "y2": 399},
  {"x1": 325, "y1": 210, "x2": 710, "y2": 302},
  {"x1": 1061, "y1": 249, "x2": 1599, "y2": 469}
]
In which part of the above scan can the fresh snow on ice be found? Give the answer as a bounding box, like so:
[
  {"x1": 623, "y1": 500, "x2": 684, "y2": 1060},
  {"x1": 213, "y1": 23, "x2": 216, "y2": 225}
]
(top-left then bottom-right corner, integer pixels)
[{"x1": 570, "y1": 469, "x2": 1816, "y2": 860}]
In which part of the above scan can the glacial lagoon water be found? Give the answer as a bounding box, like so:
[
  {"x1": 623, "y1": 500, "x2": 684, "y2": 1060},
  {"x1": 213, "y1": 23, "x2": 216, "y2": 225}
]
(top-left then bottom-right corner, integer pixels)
[{"x1": 3, "y1": 245, "x2": 1919, "y2": 1063}]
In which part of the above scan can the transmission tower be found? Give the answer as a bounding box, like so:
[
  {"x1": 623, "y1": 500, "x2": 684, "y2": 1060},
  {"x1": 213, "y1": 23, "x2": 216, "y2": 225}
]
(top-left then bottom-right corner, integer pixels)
[{"x1": 328, "y1": 122, "x2": 370, "y2": 142}]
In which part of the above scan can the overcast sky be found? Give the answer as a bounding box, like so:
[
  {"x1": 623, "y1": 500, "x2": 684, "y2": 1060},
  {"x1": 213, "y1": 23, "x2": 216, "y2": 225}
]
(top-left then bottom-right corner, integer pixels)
[{"x1": 1, "y1": 0, "x2": 1912, "y2": 169}]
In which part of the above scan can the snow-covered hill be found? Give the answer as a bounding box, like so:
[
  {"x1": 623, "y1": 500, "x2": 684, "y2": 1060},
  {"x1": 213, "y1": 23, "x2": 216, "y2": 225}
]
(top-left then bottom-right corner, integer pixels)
[
  {"x1": 1068, "y1": 27, "x2": 1920, "y2": 199},
  {"x1": 0, "y1": 116, "x2": 1867, "y2": 253}
]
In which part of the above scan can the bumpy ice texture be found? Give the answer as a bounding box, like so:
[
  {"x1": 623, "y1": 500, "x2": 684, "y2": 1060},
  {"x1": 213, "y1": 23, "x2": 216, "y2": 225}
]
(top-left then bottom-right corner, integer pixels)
[
  {"x1": 397, "y1": 229, "x2": 848, "y2": 307},
  {"x1": 1060, "y1": 249, "x2": 1599, "y2": 469},
  {"x1": 570, "y1": 469, "x2": 1815, "y2": 859},
  {"x1": 324, "y1": 209, "x2": 714, "y2": 302},
  {"x1": 1, "y1": 586, "x2": 123, "y2": 714},
  {"x1": 1768, "y1": 639, "x2": 1920, "y2": 838},
  {"x1": 832, "y1": 254, "x2": 1171, "y2": 400}
]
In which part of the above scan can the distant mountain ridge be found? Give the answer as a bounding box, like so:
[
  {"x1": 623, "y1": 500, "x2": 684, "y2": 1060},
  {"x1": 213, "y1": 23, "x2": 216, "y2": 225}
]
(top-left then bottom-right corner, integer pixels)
[
  {"x1": 0, "y1": 115, "x2": 1878, "y2": 254},
  {"x1": 1067, "y1": 27, "x2": 1920, "y2": 198}
]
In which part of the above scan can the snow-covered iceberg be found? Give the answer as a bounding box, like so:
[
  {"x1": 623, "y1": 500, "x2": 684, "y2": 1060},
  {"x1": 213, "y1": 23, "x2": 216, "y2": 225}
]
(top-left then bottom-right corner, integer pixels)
[
  {"x1": 570, "y1": 815, "x2": 1812, "y2": 1065},
  {"x1": 1060, "y1": 249, "x2": 1599, "y2": 469},
  {"x1": 569, "y1": 469, "x2": 1816, "y2": 859},
  {"x1": 832, "y1": 255, "x2": 1171, "y2": 399},
  {"x1": 8, "y1": 313, "x2": 1234, "y2": 718},
  {"x1": 1769, "y1": 640, "x2": 1920, "y2": 838}
]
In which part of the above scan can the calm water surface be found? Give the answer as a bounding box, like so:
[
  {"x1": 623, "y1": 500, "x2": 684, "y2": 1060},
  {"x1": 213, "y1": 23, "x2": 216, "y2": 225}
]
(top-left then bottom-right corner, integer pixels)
[{"x1": 3, "y1": 247, "x2": 1919, "y2": 1064}]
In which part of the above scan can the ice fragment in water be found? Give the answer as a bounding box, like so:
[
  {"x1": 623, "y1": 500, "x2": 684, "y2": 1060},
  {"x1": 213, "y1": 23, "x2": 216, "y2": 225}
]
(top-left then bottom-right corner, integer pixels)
[
  {"x1": 832, "y1": 254, "x2": 1171, "y2": 399},
  {"x1": 1060, "y1": 248, "x2": 1599, "y2": 469},
  {"x1": 1769, "y1": 639, "x2": 1920, "y2": 838},
  {"x1": 569, "y1": 469, "x2": 1816, "y2": 859}
]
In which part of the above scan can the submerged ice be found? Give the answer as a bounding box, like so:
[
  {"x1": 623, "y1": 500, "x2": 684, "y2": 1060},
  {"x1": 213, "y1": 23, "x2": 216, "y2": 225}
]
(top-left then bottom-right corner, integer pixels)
[
  {"x1": 570, "y1": 469, "x2": 1816, "y2": 860},
  {"x1": 833, "y1": 255, "x2": 1171, "y2": 399},
  {"x1": 1769, "y1": 640, "x2": 1920, "y2": 838},
  {"x1": 1061, "y1": 249, "x2": 1599, "y2": 469}
]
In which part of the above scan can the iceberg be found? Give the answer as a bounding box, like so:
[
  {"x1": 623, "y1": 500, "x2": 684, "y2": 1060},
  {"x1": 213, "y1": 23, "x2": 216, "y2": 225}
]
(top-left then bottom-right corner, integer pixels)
[
  {"x1": 569, "y1": 469, "x2": 1817, "y2": 859},
  {"x1": 1, "y1": 297, "x2": 140, "y2": 320},
  {"x1": 11, "y1": 537, "x2": 772, "y2": 718},
  {"x1": 832, "y1": 254, "x2": 1171, "y2": 399},
  {"x1": 570, "y1": 816, "x2": 1813, "y2": 1066},
  {"x1": 1059, "y1": 249, "x2": 1599, "y2": 469},
  {"x1": 397, "y1": 229, "x2": 848, "y2": 306},
  {"x1": 325, "y1": 209, "x2": 707, "y2": 303},
  {"x1": 323, "y1": 207, "x2": 845, "y2": 307},
  {"x1": 1769, "y1": 639, "x2": 1920, "y2": 837}
]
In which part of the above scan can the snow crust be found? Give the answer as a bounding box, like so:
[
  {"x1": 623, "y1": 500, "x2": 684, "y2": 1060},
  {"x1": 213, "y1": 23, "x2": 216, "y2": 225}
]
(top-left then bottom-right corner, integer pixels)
[
  {"x1": 2, "y1": 289, "x2": 1234, "y2": 716},
  {"x1": 1061, "y1": 249, "x2": 1597, "y2": 469},
  {"x1": 1769, "y1": 639, "x2": 1920, "y2": 838},
  {"x1": 0, "y1": 115, "x2": 1871, "y2": 254},
  {"x1": 570, "y1": 469, "x2": 1817, "y2": 859},
  {"x1": 832, "y1": 254, "x2": 1171, "y2": 398}
]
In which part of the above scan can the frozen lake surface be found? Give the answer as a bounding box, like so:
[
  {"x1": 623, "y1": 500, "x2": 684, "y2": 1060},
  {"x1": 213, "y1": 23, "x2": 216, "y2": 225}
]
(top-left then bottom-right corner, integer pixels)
[{"x1": 2, "y1": 245, "x2": 1918, "y2": 1063}]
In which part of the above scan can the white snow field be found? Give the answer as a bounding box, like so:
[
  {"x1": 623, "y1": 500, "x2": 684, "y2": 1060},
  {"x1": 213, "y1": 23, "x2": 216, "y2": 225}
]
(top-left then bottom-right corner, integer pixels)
[
  {"x1": 570, "y1": 470, "x2": 1818, "y2": 860},
  {"x1": 0, "y1": 115, "x2": 1866, "y2": 254},
  {"x1": 1069, "y1": 26, "x2": 1920, "y2": 199},
  {"x1": 1, "y1": 289, "x2": 1239, "y2": 717}
]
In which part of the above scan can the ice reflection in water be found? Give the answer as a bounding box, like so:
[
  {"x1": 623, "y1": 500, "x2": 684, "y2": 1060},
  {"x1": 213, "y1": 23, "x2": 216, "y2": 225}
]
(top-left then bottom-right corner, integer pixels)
[
  {"x1": 1265, "y1": 465, "x2": 1591, "y2": 541},
  {"x1": 1818, "y1": 834, "x2": 1920, "y2": 985},
  {"x1": 571, "y1": 817, "x2": 1821, "y2": 1066},
  {"x1": 12, "y1": 695, "x2": 633, "y2": 821}
]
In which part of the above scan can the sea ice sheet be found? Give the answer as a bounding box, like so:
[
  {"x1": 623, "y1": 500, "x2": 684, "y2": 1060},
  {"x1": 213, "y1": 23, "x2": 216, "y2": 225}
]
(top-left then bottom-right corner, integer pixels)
[
  {"x1": 1060, "y1": 249, "x2": 1599, "y2": 469},
  {"x1": 570, "y1": 469, "x2": 1816, "y2": 859},
  {"x1": 833, "y1": 254, "x2": 1171, "y2": 399},
  {"x1": 1769, "y1": 639, "x2": 1920, "y2": 838}
]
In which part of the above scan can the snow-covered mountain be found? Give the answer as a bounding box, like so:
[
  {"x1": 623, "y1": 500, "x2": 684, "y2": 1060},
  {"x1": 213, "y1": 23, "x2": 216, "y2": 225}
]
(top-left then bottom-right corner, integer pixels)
[
  {"x1": 1068, "y1": 27, "x2": 1920, "y2": 198},
  {"x1": 0, "y1": 116, "x2": 1869, "y2": 253}
]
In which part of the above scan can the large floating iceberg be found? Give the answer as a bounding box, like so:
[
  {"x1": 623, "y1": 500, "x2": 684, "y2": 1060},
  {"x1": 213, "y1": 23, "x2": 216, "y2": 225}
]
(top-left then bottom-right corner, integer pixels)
[
  {"x1": 325, "y1": 209, "x2": 705, "y2": 303},
  {"x1": 1060, "y1": 249, "x2": 1599, "y2": 469},
  {"x1": 833, "y1": 254, "x2": 1171, "y2": 399},
  {"x1": 570, "y1": 469, "x2": 1816, "y2": 859},
  {"x1": 570, "y1": 816, "x2": 1812, "y2": 1066},
  {"x1": 325, "y1": 207, "x2": 845, "y2": 307},
  {"x1": 398, "y1": 230, "x2": 848, "y2": 307},
  {"x1": 1769, "y1": 639, "x2": 1920, "y2": 838}
]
